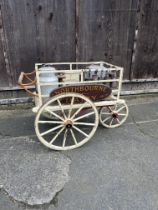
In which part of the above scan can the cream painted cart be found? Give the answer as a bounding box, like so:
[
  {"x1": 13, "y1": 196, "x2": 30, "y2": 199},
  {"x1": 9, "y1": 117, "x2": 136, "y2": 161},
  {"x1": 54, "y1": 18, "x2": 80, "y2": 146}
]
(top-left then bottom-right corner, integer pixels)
[{"x1": 18, "y1": 61, "x2": 128, "y2": 150}]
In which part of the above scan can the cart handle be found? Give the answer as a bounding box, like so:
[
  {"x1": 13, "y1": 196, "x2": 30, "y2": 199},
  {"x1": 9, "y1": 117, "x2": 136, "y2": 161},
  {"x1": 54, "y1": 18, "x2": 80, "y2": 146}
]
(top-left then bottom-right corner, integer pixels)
[{"x1": 18, "y1": 71, "x2": 38, "y2": 96}]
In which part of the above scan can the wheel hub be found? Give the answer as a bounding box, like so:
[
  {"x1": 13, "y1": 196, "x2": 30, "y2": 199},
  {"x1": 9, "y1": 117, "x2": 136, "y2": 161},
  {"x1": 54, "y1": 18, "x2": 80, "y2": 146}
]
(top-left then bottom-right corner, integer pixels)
[
  {"x1": 64, "y1": 119, "x2": 73, "y2": 129},
  {"x1": 112, "y1": 112, "x2": 118, "y2": 118}
]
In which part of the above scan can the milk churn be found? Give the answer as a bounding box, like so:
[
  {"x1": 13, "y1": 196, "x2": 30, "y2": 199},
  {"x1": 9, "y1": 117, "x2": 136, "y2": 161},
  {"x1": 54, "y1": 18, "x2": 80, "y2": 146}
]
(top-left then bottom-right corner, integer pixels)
[{"x1": 39, "y1": 65, "x2": 58, "y2": 96}]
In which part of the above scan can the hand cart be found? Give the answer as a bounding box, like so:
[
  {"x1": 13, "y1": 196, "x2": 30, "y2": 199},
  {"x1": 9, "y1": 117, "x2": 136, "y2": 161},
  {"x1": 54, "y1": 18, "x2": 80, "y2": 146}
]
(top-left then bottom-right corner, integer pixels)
[{"x1": 18, "y1": 61, "x2": 128, "y2": 150}]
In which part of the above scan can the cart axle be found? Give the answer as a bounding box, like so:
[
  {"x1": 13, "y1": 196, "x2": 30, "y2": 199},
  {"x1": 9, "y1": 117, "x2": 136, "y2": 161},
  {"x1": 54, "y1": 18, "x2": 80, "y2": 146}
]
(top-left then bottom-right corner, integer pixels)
[
  {"x1": 64, "y1": 119, "x2": 73, "y2": 129},
  {"x1": 112, "y1": 112, "x2": 118, "y2": 118}
]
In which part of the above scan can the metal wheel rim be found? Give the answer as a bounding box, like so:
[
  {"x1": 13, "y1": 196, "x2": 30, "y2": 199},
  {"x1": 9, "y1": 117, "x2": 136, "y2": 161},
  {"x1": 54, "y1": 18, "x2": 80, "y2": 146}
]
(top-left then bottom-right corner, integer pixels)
[{"x1": 35, "y1": 93, "x2": 99, "y2": 150}]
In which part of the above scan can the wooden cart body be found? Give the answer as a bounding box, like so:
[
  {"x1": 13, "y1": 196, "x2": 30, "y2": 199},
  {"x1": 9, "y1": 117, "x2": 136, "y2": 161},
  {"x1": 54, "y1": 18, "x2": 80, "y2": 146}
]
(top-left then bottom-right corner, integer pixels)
[{"x1": 18, "y1": 61, "x2": 128, "y2": 150}]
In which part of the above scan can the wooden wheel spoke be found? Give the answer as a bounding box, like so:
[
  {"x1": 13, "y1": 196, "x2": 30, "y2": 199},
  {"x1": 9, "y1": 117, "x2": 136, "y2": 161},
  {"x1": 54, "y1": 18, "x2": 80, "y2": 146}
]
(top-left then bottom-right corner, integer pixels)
[
  {"x1": 116, "y1": 106, "x2": 126, "y2": 113},
  {"x1": 45, "y1": 107, "x2": 64, "y2": 121},
  {"x1": 114, "y1": 104, "x2": 118, "y2": 111},
  {"x1": 38, "y1": 120, "x2": 63, "y2": 124},
  {"x1": 117, "y1": 113, "x2": 126, "y2": 116},
  {"x1": 71, "y1": 102, "x2": 87, "y2": 120},
  {"x1": 70, "y1": 129, "x2": 78, "y2": 145},
  {"x1": 57, "y1": 99, "x2": 67, "y2": 119},
  {"x1": 68, "y1": 96, "x2": 75, "y2": 118},
  {"x1": 41, "y1": 124, "x2": 63, "y2": 136},
  {"x1": 73, "y1": 122, "x2": 95, "y2": 126},
  {"x1": 107, "y1": 106, "x2": 114, "y2": 112},
  {"x1": 103, "y1": 116, "x2": 111, "y2": 123},
  {"x1": 49, "y1": 127, "x2": 65, "y2": 144},
  {"x1": 72, "y1": 125, "x2": 89, "y2": 137},
  {"x1": 116, "y1": 118, "x2": 121, "y2": 124},
  {"x1": 109, "y1": 118, "x2": 114, "y2": 126},
  {"x1": 62, "y1": 129, "x2": 68, "y2": 147},
  {"x1": 73, "y1": 111, "x2": 94, "y2": 122}
]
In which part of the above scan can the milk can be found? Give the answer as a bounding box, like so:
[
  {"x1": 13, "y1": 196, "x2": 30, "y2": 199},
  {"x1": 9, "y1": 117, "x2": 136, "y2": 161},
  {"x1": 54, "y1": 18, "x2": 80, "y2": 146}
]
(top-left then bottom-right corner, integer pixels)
[{"x1": 38, "y1": 65, "x2": 58, "y2": 96}]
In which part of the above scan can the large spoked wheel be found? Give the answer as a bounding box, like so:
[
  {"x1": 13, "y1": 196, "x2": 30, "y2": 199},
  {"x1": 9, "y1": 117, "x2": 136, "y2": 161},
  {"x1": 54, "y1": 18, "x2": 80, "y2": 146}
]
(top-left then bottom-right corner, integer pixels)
[
  {"x1": 35, "y1": 93, "x2": 99, "y2": 150},
  {"x1": 99, "y1": 101, "x2": 128, "y2": 128}
]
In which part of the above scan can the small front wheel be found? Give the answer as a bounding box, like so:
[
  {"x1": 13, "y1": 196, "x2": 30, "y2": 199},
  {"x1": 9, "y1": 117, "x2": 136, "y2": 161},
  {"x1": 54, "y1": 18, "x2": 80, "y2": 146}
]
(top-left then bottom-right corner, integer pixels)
[
  {"x1": 99, "y1": 101, "x2": 129, "y2": 128},
  {"x1": 35, "y1": 93, "x2": 99, "y2": 150}
]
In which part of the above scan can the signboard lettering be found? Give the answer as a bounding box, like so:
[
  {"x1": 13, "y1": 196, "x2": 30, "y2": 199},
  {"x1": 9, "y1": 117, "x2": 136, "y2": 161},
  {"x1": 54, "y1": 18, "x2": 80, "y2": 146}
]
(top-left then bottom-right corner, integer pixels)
[{"x1": 50, "y1": 84, "x2": 112, "y2": 102}]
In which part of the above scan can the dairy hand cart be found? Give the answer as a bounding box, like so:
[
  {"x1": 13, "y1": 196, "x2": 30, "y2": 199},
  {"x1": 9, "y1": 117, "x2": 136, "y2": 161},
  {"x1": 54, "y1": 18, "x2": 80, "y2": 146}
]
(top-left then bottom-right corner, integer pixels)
[{"x1": 18, "y1": 61, "x2": 128, "y2": 150}]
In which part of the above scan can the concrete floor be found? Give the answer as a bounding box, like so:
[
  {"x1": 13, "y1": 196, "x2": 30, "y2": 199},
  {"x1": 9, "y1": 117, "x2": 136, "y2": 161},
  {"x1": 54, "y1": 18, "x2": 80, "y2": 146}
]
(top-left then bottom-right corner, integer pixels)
[{"x1": 0, "y1": 96, "x2": 158, "y2": 210}]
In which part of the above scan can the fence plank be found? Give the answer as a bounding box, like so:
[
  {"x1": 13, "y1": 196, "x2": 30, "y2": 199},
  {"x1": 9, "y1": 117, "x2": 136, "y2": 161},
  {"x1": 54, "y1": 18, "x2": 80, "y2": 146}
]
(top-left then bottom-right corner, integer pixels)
[
  {"x1": 1, "y1": 0, "x2": 76, "y2": 86},
  {"x1": 0, "y1": 4, "x2": 10, "y2": 87},
  {"x1": 0, "y1": 32, "x2": 9, "y2": 87},
  {"x1": 131, "y1": 0, "x2": 158, "y2": 79},
  {"x1": 77, "y1": 0, "x2": 138, "y2": 79},
  {"x1": 0, "y1": 0, "x2": 158, "y2": 97}
]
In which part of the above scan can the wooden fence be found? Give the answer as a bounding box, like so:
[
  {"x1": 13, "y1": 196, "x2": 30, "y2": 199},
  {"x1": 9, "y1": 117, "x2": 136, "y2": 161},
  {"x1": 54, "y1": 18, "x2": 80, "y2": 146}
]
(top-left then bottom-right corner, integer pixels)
[{"x1": 0, "y1": 0, "x2": 158, "y2": 101}]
